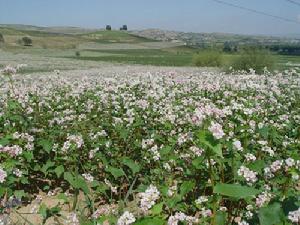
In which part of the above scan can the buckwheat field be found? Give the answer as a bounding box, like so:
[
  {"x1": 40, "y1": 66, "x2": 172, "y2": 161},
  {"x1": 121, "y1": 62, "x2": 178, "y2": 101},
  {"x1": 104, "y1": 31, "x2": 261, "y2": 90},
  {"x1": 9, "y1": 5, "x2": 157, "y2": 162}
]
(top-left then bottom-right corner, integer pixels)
[{"x1": 0, "y1": 65, "x2": 300, "y2": 225}]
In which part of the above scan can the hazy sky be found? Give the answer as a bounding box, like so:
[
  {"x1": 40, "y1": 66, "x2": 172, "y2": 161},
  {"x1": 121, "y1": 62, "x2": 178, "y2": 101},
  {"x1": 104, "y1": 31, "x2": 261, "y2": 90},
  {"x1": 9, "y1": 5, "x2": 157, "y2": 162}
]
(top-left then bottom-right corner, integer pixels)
[{"x1": 0, "y1": 0, "x2": 299, "y2": 35}]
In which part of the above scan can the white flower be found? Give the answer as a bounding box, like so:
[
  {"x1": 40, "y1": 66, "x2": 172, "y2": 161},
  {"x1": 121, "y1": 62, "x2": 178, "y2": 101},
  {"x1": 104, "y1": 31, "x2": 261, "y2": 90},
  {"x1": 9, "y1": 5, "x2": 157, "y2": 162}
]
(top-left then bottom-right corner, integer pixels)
[
  {"x1": 245, "y1": 153, "x2": 256, "y2": 162},
  {"x1": 13, "y1": 169, "x2": 22, "y2": 177},
  {"x1": 117, "y1": 211, "x2": 136, "y2": 225},
  {"x1": 168, "y1": 212, "x2": 198, "y2": 225},
  {"x1": 163, "y1": 163, "x2": 171, "y2": 171},
  {"x1": 288, "y1": 208, "x2": 300, "y2": 223},
  {"x1": 66, "y1": 212, "x2": 79, "y2": 225},
  {"x1": 256, "y1": 192, "x2": 271, "y2": 208},
  {"x1": 82, "y1": 173, "x2": 94, "y2": 182},
  {"x1": 270, "y1": 160, "x2": 283, "y2": 173},
  {"x1": 285, "y1": 158, "x2": 295, "y2": 167},
  {"x1": 238, "y1": 221, "x2": 249, "y2": 225},
  {"x1": 190, "y1": 146, "x2": 204, "y2": 157},
  {"x1": 208, "y1": 121, "x2": 225, "y2": 139},
  {"x1": 140, "y1": 185, "x2": 160, "y2": 211},
  {"x1": 238, "y1": 166, "x2": 257, "y2": 184},
  {"x1": 195, "y1": 196, "x2": 208, "y2": 205},
  {"x1": 233, "y1": 140, "x2": 243, "y2": 151},
  {"x1": 0, "y1": 168, "x2": 7, "y2": 183}
]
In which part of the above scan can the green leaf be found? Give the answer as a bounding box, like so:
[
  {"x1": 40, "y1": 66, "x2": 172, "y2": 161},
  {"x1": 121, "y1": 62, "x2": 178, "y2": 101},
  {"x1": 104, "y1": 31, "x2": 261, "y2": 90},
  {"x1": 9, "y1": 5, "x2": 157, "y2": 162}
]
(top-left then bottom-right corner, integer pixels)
[
  {"x1": 23, "y1": 152, "x2": 33, "y2": 162},
  {"x1": 39, "y1": 204, "x2": 48, "y2": 219},
  {"x1": 54, "y1": 165, "x2": 64, "y2": 178},
  {"x1": 213, "y1": 183, "x2": 260, "y2": 199},
  {"x1": 259, "y1": 126, "x2": 269, "y2": 139},
  {"x1": 216, "y1": 211, "x2": 227, "y2": 225},
  {"x1": 134, "y1": 217, "x2": 165, "y2": 225},
  {"x1": 166, "y1": 195, "x2": 182, "y2": 208},
  {"x1": 75, "y1": 175, "x2": 90, "y2": 194},
  {"x1": 64, "y1": 172, "x2": 77, "y2": 188},
  {"x1": 38, "y1": 139, "x2": 53, "y2": 153},
  {"x1": 14, "y1": 190, "x2": 26, "y2": 199},
  {"x1": 151, "y1": 202, "x2": 164, "y2": 215},
  {"x1": 57, "y1": 193, "x2": 69, "y2": 203},
  {"x1": 0, "y1": 137, "x2": 10, "y2": 146},
  {"x1": 160, "y1": 146, "x2": 172, "y2": 155},
  {"x1": 192, "y1": 157, "x2": 205, "y2": 169},
  {"x1": 63, "y1": 172, "x2": 90, "y2": 194},
  {"x1": 122, "y1": 158, "x2": 141, "y2": 174},
  {"x1": 180, "y1": 181, "x2": 195, "y2": 196},
  {"x1": 41, "y1": 161, "x2": 55, "y2": 175},
  {"x1": 258, "y1": 203, "x2": 285, "y2": 225},
  {"x1": 282, "y1": 197, "x2": 298, "y2": 216},
  {"x1": 198, "y1": 130, "x2": 223, "y2": 157},
  {"x1": 248, "y1": 160, "x2": 265, "y2": 173},
  {"x1": 106, "y1": 167, "x2": 125, "y2": 179}
]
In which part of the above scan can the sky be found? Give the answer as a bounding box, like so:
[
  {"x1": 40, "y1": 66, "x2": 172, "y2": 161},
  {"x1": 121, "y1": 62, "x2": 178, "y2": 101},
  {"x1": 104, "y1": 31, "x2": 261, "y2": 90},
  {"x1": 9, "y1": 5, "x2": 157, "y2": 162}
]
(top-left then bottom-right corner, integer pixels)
[{"x1": 0, "y1": 0, "x2": 300, "y2": 36}]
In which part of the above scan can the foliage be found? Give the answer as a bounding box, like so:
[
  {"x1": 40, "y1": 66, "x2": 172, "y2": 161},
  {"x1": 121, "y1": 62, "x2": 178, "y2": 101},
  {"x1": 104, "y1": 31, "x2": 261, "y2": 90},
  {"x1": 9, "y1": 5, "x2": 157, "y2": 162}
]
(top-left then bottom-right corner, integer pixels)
[
  {"x1": 120, "y1": 25, "x2": 128, "y2": 31},
  {"x1": 193, "y1": 50, "x2": 223, "y2": 67},
  {"x1": 21, "y1": 36, "x2": 33, "y2": 46},
  {"x1": 223, "y1": 41, "x2": 238, "y2": 53},
  {"x1": 106, "y1": 25, "x2": 112, "y2": 31},
  {"x1": 228, "y1": 48, "x2": 275, "y2": 74}
]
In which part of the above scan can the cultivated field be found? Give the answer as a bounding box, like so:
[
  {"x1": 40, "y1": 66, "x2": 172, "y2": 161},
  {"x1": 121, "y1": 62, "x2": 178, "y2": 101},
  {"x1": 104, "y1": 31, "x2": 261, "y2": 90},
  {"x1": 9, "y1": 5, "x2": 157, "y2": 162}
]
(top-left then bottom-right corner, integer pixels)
[
  {"x1": 0, "y1": 25, "x2": 300, "y2": 225},
  {"x1": 1, "y1": 25, "x2": 300, "y2": 71},
  {"x1": 0, "y1": 63, "x2": 300, "y2": 224}
]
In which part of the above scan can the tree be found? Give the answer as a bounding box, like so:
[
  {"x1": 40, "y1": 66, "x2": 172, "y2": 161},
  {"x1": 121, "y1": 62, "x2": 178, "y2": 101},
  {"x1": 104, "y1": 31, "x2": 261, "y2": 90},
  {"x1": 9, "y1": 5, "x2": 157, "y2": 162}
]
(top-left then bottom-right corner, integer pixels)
[
  {"x1": 106, "y1": 25, "x2": 112, "y2": 31},
  {"x1": 223, "y1": 41, "x2": 238, "y2": 53},
  {"x1": 122, "y1": 25, "x2": 128, "y2": 31},
  {"x1": 22, "y1": 37, "x2": 32, "y2": 46},
  {"x1": 0, "y1": 33, "x2": 4, "y2": 43}
]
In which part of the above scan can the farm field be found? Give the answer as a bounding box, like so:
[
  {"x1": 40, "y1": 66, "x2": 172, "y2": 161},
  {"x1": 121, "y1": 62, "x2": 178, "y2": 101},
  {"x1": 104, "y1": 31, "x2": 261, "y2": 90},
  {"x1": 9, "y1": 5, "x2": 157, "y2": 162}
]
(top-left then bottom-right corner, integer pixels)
[
  {"x1": 0, "y1": 25, "x2": 300, "y2": 225},
  {"x1": 0, "y1": 63, "x2": 300, "y2": 224},
  {"x1": 1, "y1": 26, "x2": 300, "y2": 72}
]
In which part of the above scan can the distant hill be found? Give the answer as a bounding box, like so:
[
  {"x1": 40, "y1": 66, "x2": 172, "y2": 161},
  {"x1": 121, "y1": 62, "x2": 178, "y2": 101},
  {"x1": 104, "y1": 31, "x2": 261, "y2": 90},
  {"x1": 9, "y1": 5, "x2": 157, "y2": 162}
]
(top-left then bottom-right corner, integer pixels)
[
  {"x1": 0, "y1": 24, "x2": 98, "y2": 35},
  {"x1": 1, "y1": 24, "x2": 300, "y2": 51},
  {"x1": 0, "y1": 24, "x2": 159, "y2": 50},
  {"x1": 130, "y1": 29, "x2": 300, "y2": 47}
]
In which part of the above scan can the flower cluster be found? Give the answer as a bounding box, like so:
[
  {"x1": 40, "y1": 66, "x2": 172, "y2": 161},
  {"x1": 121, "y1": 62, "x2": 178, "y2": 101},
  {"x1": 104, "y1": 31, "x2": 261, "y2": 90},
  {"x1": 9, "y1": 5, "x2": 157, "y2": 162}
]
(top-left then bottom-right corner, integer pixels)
[
  {"x1": 237, "y1": 166, "x2": 258, "y2": 184},
  {"x1": 117, "y1": 211, "x2": 136, "y2": 225},
  {"x1": 208, "y1": 121, "x2": 225, "y2": 139},
  {"x1": 288, "y1": 208, "x2": 300, "y2": 223},
  {"x1": 140, "y1": 185, "x2": 160, "y2": 211}
]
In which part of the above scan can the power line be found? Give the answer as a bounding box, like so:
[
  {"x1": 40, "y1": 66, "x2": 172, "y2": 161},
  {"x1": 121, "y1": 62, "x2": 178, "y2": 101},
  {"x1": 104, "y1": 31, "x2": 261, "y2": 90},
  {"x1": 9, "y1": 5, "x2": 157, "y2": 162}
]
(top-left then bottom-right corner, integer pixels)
[
  {"x1": 285, "y1": 0, "x2": 300, "y2": 7},
  {"x1": 210, "y1": 0, "x2": 300, "y2": 24}
]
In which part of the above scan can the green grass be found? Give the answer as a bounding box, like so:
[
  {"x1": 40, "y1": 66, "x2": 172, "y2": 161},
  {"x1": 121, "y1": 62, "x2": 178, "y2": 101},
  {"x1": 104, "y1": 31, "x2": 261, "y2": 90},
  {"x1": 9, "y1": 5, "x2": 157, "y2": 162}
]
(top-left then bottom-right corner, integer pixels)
[
  {"x1": 81, "y1": 30, "x2": 156, "y2": 43},
  {"x1": 68, "y1": 47, "x2": 300, "y2": 68},
  {"x1": 69, "y1": 48, "x2": 197, "y2": 66}
]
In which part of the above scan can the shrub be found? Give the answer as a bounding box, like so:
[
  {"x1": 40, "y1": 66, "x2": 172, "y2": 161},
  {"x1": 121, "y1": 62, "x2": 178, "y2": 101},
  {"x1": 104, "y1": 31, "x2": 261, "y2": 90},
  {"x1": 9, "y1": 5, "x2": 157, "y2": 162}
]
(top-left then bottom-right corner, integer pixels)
[
  {"x1": 193, "y1": 51, "x2": 223, "y2": 67},
  {"x1": 229, "y1": 48, "x2": 275, "y2": 74},
  {"x1": 75, "y1": 51, "x2": 81, "y2": 57},
  {"x1": 21, "y1": 37, "x2": 33, "y2": 46}
]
